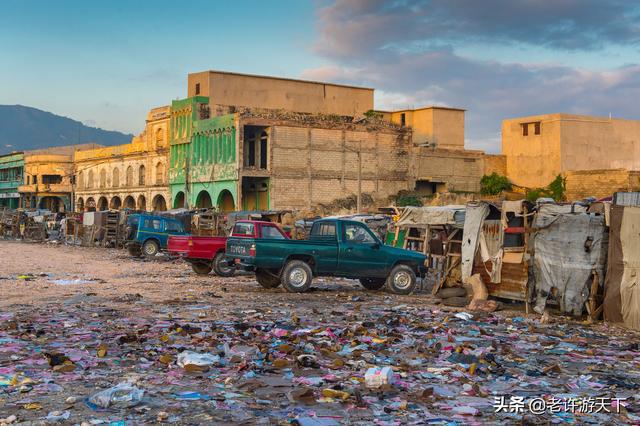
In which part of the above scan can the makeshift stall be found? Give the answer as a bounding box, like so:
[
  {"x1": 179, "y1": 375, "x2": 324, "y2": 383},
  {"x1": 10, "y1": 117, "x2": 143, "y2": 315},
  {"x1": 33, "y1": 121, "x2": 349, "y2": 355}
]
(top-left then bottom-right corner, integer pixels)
[{"x1": 394, "y1": 206, "x2": 465, "y2": 293}]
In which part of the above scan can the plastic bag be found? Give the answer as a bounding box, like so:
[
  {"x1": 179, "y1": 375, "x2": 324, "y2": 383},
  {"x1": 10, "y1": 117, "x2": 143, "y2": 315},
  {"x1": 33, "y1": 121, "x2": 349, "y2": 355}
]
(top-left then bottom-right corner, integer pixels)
[
  {"x1": 88, "y1": 382, "x2": 144, "y2": 408},
  {"x1": 177, "y1": 351, "x2": 220, "y2": 368}
]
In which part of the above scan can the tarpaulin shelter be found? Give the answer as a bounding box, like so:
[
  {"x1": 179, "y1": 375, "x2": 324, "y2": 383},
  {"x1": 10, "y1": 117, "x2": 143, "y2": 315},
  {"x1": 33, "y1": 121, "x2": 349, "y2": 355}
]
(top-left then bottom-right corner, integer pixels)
[
  {"x1": 603, "y1": 204, "x2": 640, "y2": 330},
  {"x1": 532, "y1": 204, "x2": 608, "y2": 316},
  {"x1": 394, "y1": 206, "x2": 465, "y2": 293}
]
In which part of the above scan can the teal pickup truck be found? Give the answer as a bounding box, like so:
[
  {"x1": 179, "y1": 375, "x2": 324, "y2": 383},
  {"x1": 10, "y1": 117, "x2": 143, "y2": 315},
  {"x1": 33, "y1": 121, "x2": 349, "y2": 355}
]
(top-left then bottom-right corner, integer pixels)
[{"x1": 226, "y1": 218, "x2": 427, "y2": 294}]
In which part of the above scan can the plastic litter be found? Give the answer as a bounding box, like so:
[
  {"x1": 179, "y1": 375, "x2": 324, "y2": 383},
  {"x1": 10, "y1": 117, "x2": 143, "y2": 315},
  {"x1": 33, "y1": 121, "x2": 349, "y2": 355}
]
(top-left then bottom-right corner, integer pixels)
[
  {"x1": 176, "y1": 351, "x2": 221, "y2": 371},
  {"x1": 365, "y1": 366, "x2": 394, "y2": 388},
  {"x1": 87, "y1": 382, "x2": 144, "y2": 409}
]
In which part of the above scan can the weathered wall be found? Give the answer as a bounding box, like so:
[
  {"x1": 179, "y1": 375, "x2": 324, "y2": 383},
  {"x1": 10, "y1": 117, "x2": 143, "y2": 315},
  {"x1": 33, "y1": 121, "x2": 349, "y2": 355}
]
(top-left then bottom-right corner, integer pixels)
[
  {"x1": 502, "y1": 114, "x2": 563, "y2": 188},
  {"x1": 504, "y1": 113, "x2": 640, "y2": 188},
  {"x1": 482, "y1": 154, "x2": 507, "y2": 176},
  {"x1": 564, "y1": 169, "x2": 640, "y2": 201},
  {"x1": 74, "y1": 107, "x2": 171, "y2": 212},
  {"x1": 414, "y1": 148, "x2": 484, "y2": 193},
  {"x1": 265, "y1": 124, "x2": 410, "y2": 210},
  {"x1": 188, "y1": 71, "x2": 374, "y2": 117}
]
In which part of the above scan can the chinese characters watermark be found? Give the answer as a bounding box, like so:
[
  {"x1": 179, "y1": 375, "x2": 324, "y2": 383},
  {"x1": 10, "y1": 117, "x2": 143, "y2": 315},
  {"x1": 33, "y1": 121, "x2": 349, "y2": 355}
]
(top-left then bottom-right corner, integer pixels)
[{"x1": 493, "y1": 395, "x2": 625, "y2": 415}]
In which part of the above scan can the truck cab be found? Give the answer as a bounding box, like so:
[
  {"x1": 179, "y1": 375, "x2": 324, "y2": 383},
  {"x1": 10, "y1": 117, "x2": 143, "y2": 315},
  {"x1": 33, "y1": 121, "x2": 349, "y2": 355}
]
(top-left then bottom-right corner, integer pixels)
[{"x1": 126, "y1": 214, "x2": 187, "y2": 257}]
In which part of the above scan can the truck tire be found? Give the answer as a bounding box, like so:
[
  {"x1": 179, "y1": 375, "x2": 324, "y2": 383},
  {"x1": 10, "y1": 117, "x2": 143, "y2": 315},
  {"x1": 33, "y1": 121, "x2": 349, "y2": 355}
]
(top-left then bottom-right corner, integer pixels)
[
  {"x1": 142, "y1": 239, "x2": 160, "y2": 258},
  {"x1": 128, "y1": 244, "x2": 142, "y2": 257},
  {"x1": 212, "y1": 252, "x2": 235, "y2": 277},
  {"x1": 386, "y1": 264, "x2": 417, "y2": 295},
  {"x1": 281, "y1": 260, "x2": 313, "y2": 293},
  {"x1": 255, "y1": 268, "x2": 281, "y2": 289},
  {"x1": 192, "y1": 262, "x2": 213, "y2": 275},
  {"x1": 359, "y1": 277, "x2": 386, "y2": 290}
]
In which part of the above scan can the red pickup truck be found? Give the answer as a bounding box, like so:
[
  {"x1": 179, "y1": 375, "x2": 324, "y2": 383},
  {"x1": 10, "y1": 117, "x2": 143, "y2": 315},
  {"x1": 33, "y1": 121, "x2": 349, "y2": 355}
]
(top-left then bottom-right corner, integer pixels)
[{"x1": 167, "y1": 220, "x2": 289, "y2": 276}]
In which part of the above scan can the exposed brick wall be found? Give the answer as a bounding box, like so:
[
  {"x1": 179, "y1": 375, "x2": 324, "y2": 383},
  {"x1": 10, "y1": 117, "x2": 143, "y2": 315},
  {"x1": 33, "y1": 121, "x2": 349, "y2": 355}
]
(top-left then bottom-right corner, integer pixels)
[
  {"x1": 564, "y1": 169, "x2": 640, "y2": 200},
  {"x1": 267, "y1": 124, "x2": 411, "y2": 210},
  {"x1": 415, "y1": 149, "x2": 484, "y2": 193}
]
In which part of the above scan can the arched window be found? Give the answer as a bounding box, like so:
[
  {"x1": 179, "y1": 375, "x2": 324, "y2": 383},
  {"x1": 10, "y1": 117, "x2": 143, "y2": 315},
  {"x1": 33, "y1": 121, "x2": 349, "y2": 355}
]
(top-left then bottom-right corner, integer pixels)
[
  {"x1": 77, "y1": 171, "x2": 84, "y2": 189},
  {"x1": 99, "y1": 169, "x2": 106, "y2": 188},
  {"x1": 139, "y1": 165, "x2": 146, "y2": 186},
  {"x1": 155, "y1": 162, "x2": 164, "y2": 185},
  {"x1": 155, "y1": 127, "x2": 164, "y2": 147},
  {"x1": 112, "y1": 168, "x2": 120, "y2": 187},
  {"x1": 126, "y1": 166, "x2": 133, "y2": 187},
  {"x1": 88, "y1": 170, "x2": 95, "y2": 189}
]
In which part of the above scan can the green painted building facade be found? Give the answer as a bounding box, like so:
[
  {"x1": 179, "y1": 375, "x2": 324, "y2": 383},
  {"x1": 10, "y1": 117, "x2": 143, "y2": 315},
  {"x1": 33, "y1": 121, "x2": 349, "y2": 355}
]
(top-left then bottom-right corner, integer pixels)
[
  {"x1": 169, "y1": 97, "x2": 238, "y2": 210},
  {"x1": 0, "y1": 152, "x2": 24, "y2": 209}
]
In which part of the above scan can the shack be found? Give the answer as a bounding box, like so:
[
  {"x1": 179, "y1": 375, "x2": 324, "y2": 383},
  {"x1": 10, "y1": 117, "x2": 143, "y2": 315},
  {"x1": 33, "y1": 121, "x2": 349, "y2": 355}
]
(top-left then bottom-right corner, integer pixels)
[
  {"x1": 461, "y1": 200, "x2": 533, "y2": 304},
  {"x1": 532, "y1": 203, "x2": 608, "y2": 317}
]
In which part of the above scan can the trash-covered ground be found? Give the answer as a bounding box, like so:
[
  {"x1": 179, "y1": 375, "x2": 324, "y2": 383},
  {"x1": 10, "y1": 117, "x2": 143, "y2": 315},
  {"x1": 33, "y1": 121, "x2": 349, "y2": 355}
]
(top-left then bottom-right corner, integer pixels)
[{"x1": 1, "y1": 241, "x2": 639, "y2": 424}]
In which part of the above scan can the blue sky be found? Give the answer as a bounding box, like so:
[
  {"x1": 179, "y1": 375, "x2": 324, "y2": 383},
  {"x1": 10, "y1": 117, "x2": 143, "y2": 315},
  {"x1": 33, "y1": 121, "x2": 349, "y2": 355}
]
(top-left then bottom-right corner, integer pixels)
[{"x1": 2, "y1": 0, "x2": 639, "y2": 152}]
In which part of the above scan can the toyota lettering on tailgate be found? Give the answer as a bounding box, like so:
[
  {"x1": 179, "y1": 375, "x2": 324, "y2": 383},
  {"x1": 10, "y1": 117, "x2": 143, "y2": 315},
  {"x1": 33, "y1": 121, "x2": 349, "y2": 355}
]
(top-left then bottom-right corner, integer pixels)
[{"x1": 229, "y1": 245, "x2": 247, "y2": 255}]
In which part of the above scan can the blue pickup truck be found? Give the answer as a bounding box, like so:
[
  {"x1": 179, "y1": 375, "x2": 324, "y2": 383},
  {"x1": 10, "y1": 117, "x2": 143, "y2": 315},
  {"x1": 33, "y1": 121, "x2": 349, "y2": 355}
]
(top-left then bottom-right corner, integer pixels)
[{"x1": 126, "y1": 214, "x2": 188, "y2": 257}]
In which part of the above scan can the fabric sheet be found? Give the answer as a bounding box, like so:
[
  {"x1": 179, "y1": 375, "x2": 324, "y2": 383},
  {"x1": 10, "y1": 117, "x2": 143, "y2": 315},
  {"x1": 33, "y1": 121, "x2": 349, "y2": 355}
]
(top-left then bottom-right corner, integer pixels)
[{"x1": 461, "y1": 202, "x2": 489, "y2": 281}]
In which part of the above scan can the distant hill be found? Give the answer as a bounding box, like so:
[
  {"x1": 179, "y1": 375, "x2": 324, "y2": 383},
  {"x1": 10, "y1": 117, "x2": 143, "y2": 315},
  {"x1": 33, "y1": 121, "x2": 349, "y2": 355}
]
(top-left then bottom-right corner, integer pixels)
[{"x1": 0, "y1": 105, "x2": 133, "y2": 155}]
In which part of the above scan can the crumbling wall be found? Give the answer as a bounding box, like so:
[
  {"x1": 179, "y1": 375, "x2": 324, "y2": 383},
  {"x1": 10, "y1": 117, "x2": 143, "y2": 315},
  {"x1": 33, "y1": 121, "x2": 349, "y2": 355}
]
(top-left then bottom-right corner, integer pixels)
[
  {"x1": 482, "y1": 154, "x2": 507, "y2": 177},
  {"x1": 267, "y1": 123, "x2": 410, "y2": 211},
  {"x1": 564, "y1": 169, "x2": 640, "y2": 200},
  {"x1": 415, "y1": 149, "x2": 484, "y2": 193}
]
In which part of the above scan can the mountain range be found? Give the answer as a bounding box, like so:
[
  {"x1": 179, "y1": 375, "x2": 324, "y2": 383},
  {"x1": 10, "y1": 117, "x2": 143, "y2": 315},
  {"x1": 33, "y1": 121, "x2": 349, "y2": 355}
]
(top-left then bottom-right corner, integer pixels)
[{"x1": 0, "y1": 105, "x2": 133, "y2": 156}]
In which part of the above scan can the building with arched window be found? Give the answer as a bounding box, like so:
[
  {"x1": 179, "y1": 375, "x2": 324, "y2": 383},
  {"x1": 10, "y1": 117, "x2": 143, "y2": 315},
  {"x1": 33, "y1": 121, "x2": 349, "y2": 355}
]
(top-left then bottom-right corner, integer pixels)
[{"x1": 74, "y1": 106, "x2": 170, "y2": 212}]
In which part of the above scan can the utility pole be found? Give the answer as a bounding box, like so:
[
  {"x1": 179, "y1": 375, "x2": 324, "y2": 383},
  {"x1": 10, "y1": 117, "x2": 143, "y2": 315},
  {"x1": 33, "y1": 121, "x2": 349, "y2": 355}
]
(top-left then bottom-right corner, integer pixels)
[{"x1": 357, "y1": 140, "x2": 362, "y2": 214}]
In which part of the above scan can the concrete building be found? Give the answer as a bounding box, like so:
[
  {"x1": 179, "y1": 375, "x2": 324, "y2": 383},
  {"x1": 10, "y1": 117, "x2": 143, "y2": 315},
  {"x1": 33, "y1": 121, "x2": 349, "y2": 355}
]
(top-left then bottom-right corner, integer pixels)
[
  {"x1": 380, "y1": 107, "x2": 465, "y2": 150},
  {"x1": 19, "y1": 146, "x2": 79, "y2": 212},
  {"x1": 0, "y1": 152, "x2": 24, "y2": 209},
  {"x1": 74, "y1": 106, "x2": 171, "y2": 212},
  {"x1": 187, "y1": 70, "x2": 374, "y2": 117},
  {"x1": 502, "y1": 113, "x2": 640, "y2": 188}
]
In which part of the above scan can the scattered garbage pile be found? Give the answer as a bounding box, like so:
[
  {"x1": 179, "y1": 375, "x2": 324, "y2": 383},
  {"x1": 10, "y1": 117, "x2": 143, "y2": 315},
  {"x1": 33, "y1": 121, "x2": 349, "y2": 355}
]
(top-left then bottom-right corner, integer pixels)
[{"x1": 0, "y1": 293, "x2": 638, "y2": 423}]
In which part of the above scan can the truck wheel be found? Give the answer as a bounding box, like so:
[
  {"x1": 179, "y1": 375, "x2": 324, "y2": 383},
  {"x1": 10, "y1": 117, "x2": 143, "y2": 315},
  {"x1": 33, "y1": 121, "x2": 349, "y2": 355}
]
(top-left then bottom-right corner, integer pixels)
[
  {"x1": 386, "y1": 264, "x2": 417, "y2": 295},
  {"x1": 128, "y1": 244, "x2": 142, "y2": 257},
  {"x1": 192, "y1": 262, "x2": 213, "y2": 275},
  {"x1": 255, "y1": 268, "x2": 281, "y2": 289},
  {"x1": 359, "y1": 278, "x2": 386, "y2": 290},
  {"x1": 142, "y1": 240, "x2": 160, "y2": 258},
  {"x1": 213, "y1": 252, "x2": 235, "y2": 277},
  {"x1": 281, "y1": 260, "x2": 313, "y2": 293}
]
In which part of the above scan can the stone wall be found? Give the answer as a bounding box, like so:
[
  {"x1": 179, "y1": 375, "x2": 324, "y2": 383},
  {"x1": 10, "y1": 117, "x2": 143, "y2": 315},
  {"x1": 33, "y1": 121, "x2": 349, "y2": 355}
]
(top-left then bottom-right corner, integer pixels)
[{"x1": 564, "y1": 169, "x2": 640, "y2": 200}]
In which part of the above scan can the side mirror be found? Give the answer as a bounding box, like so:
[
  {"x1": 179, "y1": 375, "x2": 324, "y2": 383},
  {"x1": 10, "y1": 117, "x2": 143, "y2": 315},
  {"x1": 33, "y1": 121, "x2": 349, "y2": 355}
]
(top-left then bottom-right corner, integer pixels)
[{"x1": 372, "y1": 242, "x2": 380, "y2": 250}]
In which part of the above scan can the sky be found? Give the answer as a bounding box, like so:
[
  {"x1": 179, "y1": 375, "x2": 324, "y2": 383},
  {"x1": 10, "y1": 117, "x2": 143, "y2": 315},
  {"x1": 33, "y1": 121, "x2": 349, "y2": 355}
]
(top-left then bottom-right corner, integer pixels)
[{"x1": 2, "y1": 0, "x2": 640, "y2": 153}]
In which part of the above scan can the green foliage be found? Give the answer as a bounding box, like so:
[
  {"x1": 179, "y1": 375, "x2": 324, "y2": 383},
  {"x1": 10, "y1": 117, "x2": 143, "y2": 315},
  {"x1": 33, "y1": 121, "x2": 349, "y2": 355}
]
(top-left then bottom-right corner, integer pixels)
[
  {"x1": 480, "y1": 173, "x2": 512, "y2": 195},
  {"x1": 396, "y1": 194, "x2": 423, "y2": 207},
  {"x1": 526, "y1": 174, "x2": 566, "y2": 202},
  {"x1": 363, "y1": 109, "x2": 382, "y2": 119}
]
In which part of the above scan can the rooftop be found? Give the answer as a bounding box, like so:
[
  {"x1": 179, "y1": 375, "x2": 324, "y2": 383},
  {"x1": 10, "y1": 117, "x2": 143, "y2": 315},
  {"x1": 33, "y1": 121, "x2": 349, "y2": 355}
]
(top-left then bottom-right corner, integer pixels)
[{"x1": 193, "y1": 70, "x2": 375, "y2": 91}]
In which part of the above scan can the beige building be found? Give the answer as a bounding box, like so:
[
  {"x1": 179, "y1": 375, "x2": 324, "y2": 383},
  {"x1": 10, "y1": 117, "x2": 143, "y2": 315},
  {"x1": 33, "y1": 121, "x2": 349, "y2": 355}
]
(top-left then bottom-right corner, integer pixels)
[
  {"x1": 380, "y1": 107, "x2": 466, "y2": 150},
  {"x1": 188, "y1": 70, "x2": 374, "y2": 117},
  {"x1": 502, "y1": 113, "x2": 640, "y2": 188},
  {"x1": 74, "y1": 106, "x2": 171, "y2": 212},
  {"x1": 19, "y1": 144, "x2": 100, "y2": 212}
]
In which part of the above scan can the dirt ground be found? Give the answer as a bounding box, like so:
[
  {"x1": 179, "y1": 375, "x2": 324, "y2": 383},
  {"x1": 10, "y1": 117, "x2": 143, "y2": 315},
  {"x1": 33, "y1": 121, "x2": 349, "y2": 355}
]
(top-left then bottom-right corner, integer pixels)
[{"x1": 0, "y1": 240, "x2": 639, "y2": 424}]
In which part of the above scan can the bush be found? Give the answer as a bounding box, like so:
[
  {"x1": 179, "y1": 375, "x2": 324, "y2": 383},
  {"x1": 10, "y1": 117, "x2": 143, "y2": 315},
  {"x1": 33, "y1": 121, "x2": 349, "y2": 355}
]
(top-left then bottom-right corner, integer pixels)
[
  {"x1": 396, "y1": 195, "x2": 423, "y2": 207},
  {"x1": 526, "y1": 175, "x2": 566, "y2": 202},
  {"x1": 480, "y1": 173, "x2": 512, "y2": 195}
]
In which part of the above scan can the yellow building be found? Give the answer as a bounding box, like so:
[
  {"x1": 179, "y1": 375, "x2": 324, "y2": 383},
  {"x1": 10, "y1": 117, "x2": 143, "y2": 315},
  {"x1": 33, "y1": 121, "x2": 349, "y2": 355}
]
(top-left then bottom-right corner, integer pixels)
[
  {"x1": 187, "y1": 70, "x2": 374, "y2": 117},
  {"x1": 74, "y1": 106, "x2": 171, "y2": 212},
  {"x1": 19, "y1": 144, "x2": 100, "y2": 212},
  {"x1": 380, "y1": 106, "x2": 465, "y2": 149},
  {"x1": 502, "y1": 113, "x2": 640, "y2": 188}
]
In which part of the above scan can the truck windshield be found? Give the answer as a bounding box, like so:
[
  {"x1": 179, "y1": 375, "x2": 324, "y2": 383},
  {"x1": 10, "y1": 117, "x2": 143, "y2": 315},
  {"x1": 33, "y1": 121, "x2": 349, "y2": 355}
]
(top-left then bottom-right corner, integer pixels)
[
  {"x1": 344, "y1": 223, "x2": 377, "y2": 243},
  {"x1": 165, "y1": 220, "x2": 184, "y2": 233},
  {"x1": 233, "y1": 222, "x2": 255, "y2": 236}
]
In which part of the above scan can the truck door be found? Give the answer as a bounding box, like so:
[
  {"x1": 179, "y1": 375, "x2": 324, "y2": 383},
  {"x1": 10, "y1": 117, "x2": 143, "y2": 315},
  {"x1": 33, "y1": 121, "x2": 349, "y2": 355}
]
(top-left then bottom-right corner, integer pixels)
[{"x1": 337, "y1": 222, "x2": 389, "y2": 277}]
